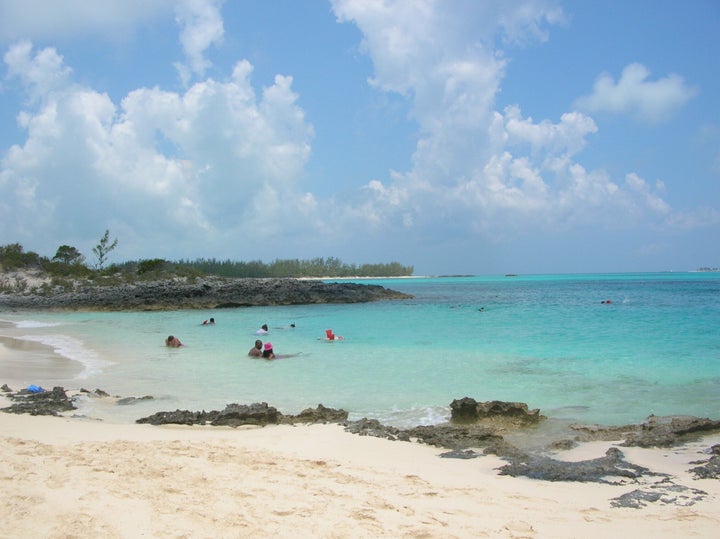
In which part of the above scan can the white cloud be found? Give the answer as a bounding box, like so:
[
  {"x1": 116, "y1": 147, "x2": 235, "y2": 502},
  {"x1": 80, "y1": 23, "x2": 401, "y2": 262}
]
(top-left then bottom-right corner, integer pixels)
[
  {"x1": 173, "y1": 0, "x2": 225, "y2": 86},
  {"x1": 574, "y1": 63, "x2": 698, "y2": 122},
  {"x1": 331, "y1": 1, "x2": 680, "y2": 241},
  {"x1": 0, "y1": 42, "x2": 314, "y2": 259},
  {"x1": 3, "y1": 41, "x2": 72, "y2": 102}
]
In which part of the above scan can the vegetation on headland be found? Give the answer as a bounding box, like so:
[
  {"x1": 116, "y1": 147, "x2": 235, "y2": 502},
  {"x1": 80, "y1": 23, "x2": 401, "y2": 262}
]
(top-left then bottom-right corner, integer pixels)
[{"x1": 0, "y1": 236, "x2": 413, "y2": 295}]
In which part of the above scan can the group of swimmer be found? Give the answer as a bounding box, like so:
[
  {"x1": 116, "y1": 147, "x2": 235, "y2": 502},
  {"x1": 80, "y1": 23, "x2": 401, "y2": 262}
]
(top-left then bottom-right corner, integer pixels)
[{"x1": 165, "y1": 319, "x2": 342, "y2": 360}]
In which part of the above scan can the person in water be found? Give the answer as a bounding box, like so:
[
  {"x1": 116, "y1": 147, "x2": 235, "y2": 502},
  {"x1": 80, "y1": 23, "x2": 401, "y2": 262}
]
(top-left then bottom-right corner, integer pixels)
[
  {"x1": 262, "y1": 342, "x2": 276, "y2": 359},
  {"x1": 165, "y1": 335, "x2": 183, "y2": 348},
  {"x1": 324, "y1": 329, "x2": 344, "y2": 340},
  {"x1": 256, "y1": 324, "x2": 269, "y2": 335},
  {"x1": 248, "y1": 339, "x2": 263, "y2": 357},
  {"x1": 202, "y1": 317, "x2": 215, "y2": 325}
]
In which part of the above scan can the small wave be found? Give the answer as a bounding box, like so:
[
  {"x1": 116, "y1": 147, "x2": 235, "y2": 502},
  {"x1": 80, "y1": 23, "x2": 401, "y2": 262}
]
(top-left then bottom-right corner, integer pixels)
[
  {"x1": 19, "y1": 334, "x2": 112, "y2": 379},
  {"x1": 15, "y1": 320, "x2": 62, "y2": 329},
  {"x1": 371, "y1": 405, "x2": 451, "y2": 428}
]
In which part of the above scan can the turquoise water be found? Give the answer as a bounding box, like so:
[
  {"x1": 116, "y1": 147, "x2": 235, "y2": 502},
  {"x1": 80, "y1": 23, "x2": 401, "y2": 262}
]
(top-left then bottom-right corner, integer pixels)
[{"x1": 1, "y1": 272, "x2": 719, "y2": 427}]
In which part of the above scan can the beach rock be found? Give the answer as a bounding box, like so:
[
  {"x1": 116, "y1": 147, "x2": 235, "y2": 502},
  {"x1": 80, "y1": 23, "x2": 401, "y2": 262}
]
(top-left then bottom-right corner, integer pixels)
[
  {"x1": 343, "y1": 418, "x2": 406, "y2": 441},
  {"x1": 0, "y1": 276, "x2": 412, "y2": 311},
  {"x1": 498, "y1": 447, "x2": 655, "y2": 483},
  {"x1": 404, "y1": 424, "x2": 504, "y2": 450},
  {"x1": 610, "y1": 481, "x2": 708, "y2": 508},
  {"x1": 570, "y1": 415, "x2": 720, "y2": 448},
  {"x1": 136, "y1": 409, "x2": 210, "y2": 426},
  {"x1": 450, "y1": 397, "x2": 544, "y2": 428},
  {"x1": 209, "y1": 403, "x2": 281, "y2": 427},
  {"x1": 136, "y1": 403, "x2": 349, "y2": 427},
  {"x1": 281, "y1": 404, "x2": 349, "y2": 424},
  {"x1": 0, "y1": 385, "x2": 76, "y2": 416},
  {"x1": 620, "y1": 415, "x2": 720, "y2": 448},
  {"x1": 688, "y1": 444, "x2": 720, "y2": 479}
]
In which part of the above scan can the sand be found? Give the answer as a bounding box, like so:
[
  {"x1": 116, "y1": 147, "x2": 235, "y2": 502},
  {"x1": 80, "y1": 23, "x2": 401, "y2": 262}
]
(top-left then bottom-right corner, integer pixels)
[{"x1": 1, "y1": 410, "x2": 719, "y2": 538}]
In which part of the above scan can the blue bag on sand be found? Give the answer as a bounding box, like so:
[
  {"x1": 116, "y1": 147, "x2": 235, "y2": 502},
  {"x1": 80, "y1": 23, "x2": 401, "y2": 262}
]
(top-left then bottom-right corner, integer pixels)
[{"x1": 26, "y1": 384, "x2": 44, "y2": 393}]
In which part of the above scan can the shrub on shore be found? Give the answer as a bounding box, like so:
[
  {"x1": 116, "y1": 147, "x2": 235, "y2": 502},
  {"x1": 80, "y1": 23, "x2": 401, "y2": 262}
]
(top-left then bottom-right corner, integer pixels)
[{"x1": 0, "y1": 242, "x2": 413, "y2": 294}]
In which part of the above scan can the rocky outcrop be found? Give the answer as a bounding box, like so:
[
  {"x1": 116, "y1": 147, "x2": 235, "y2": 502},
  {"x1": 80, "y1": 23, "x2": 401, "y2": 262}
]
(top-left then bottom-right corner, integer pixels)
[
  {"x1": 135, "y1": 402, "x2": 349, "y2": 427},
  {"x1": 0, "y1": 276, "x2": 412, "y2": 311},
  {"x1": 450, "y1": 397, "x2": 544, "y2": 428},
  {"x1": 0, "y1": 385, "x2": 76, "y2": 416},
  {"x1": 4, "y1": 387, "x2": 720, "y2": 494},
  {"x1": 570, "y1": 414, "x2": 720, "y2": 448}
]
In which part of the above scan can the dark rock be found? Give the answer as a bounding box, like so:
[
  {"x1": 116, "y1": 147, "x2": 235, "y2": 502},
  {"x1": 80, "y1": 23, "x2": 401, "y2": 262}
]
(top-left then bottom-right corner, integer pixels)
[
  {"x1": 136, "y1": 403, "x2": 349, "y2": 427},
  {"x1": 210, "y1": 403, "x2": 280, "y2": 427},
  {"x1": 281, "y1": 404, "x2": 348, "y2": 424},
  {"x1": 439, "y1": 449, "x2": 481, "y2": 459},
  {"x1": 688, "y1": 444, "x2": 720, "y2": 479},
  {"x1": 136, "y1": 409, "x2": 211, "y2": 426},
  {"x1": 404, "y1": 424, "x2": 503, "y2": 450},
  {"x1": 1, "y1": 386, "x2": 76, "y2": 416},
  {"x1": 610, "y1": 480, "x2": 708, "y2": 508},
  {"x1": 498, "y1": 447, "x2": 655, "y2": 483},
  {"x1": 450, "y1": 398, "x2": 544, "y2": 428},
  {"x1": 0, "y1": 276, "x2": 412, "y2": 311},
  {"x1": 621, "y1": 415, "x2": 720, "y2": 448},
  {"x1": 570, "y1": 415, "x2": 720, "y2": 448},
  {"x1": 343, "y1": 418, "x2": 406, "y2": 441}
]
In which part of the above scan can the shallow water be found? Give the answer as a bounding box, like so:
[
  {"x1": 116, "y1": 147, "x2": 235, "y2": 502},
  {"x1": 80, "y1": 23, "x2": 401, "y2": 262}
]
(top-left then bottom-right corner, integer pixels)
[{"x1": 1, "y1": 272, "x2": 719, "y2": 428}]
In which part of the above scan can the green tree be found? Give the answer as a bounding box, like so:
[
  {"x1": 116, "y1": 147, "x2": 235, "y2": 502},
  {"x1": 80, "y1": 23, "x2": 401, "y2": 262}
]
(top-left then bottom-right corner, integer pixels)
[
  {"x1": 92, "y1": 230, "x2": 118, "y2": 269},
  {"x1": 52, "y1": 245, "x2": 85, "y2": 266}
]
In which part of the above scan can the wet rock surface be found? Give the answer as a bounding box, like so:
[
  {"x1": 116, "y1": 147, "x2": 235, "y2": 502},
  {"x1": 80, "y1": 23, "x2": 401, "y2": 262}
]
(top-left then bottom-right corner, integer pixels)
[
  {"x1": 0, "y1": 277, "x2": 412, "y2": 311},
  {"x1": 570, "y1": 414, "x2": 720, "y2": 448}
]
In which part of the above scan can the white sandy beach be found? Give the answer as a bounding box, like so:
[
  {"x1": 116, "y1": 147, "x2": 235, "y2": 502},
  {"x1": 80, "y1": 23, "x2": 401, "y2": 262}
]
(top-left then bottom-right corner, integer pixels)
[
  {"x1": 2, "y1": 337, "x2": 720, "y2": 537},
  {"x1": 1, "y1": 403, "x2": 719, "y2": 537}
]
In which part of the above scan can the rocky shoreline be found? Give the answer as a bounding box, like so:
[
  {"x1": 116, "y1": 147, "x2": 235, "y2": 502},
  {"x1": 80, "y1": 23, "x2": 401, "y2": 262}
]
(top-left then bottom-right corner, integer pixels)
[
  {"x1": 2, "y1": 386, "x2": 719, "y2": 505},
  {"x1": 0, "y1": 276, "x2": 412, "y2": 311}
]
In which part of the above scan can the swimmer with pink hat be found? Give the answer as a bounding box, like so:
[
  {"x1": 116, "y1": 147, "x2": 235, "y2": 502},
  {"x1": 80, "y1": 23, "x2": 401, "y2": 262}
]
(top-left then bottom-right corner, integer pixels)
[{"x1": 262, "y1": 342, "x2": 276, "y2": 359}]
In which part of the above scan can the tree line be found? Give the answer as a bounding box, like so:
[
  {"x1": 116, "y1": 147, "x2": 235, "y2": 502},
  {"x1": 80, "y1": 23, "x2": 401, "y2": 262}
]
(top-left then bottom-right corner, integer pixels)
[{"x1": 0, "y1": 236, "x2": 413, "y2": 279}]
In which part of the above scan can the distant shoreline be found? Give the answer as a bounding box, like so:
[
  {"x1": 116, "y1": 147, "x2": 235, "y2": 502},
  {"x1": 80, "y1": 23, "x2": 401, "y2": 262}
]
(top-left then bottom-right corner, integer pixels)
[{"x1": 0, "y1": 274, "x2": 412, "y2": 311}]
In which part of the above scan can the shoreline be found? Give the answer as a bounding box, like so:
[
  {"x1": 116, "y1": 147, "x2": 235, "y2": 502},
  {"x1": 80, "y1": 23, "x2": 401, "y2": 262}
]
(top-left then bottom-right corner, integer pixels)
[{"x1": 2, "y1": 341, "x2": 720, "y2": 535}]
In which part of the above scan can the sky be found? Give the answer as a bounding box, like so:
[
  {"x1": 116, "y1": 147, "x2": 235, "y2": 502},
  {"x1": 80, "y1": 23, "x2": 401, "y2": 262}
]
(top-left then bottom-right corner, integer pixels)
[{"x1": 0, "y1": 0, "x2": 718, "y2": 276}]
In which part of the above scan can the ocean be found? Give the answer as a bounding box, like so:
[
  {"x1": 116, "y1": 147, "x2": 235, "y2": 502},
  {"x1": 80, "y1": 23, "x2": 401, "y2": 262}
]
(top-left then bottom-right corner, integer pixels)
[{"x1": 1, "y1": 272, "x2": 719, "y2": 429}]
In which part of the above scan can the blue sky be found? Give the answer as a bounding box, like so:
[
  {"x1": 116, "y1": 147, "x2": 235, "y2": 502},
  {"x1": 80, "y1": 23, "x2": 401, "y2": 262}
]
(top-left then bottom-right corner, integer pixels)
[{"x1": 0, "y1": 0, "x2": 718, "y2": 275}]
